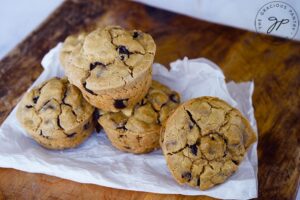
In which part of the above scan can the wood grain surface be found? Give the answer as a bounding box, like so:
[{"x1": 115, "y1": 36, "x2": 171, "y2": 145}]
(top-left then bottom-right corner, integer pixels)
[{"x1": 0, "y1": 0, "x2": 299, "y2": 199}]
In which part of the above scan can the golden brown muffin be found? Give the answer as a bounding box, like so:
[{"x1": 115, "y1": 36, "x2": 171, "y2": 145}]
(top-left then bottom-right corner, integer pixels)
[
  {"x1": 17, "y1": 77, "x2": 95, "y2": 149},
  {"x1": 60, "y1": 25, "x2": 156, "y2": 112},
  {"x1": 98, "y1": 80, "x2": 180, "y2": 154},
  {"x1": 160, "y1": 96, "x2": 256, "y2": 190}
]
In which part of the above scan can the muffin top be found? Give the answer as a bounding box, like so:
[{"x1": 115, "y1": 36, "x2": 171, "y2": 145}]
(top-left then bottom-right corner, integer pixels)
[
  {"x1": 160, "y1": 96, "x2": 256, "y2": 190},
  {"x1": 60, "y1": 26, "x2": 156, "y2": 93},
  {"x1": 99, "y1": 80, "x2": 180, "y2": 133},
  {"x1": 17, "y1": 77, "x2": 94, "y2": 139}
]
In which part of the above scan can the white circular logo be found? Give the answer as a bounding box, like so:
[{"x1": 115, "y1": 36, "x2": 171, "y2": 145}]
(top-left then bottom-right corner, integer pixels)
[{"x1": 255, "y1": 1, "x2": 299, "y2": 39}]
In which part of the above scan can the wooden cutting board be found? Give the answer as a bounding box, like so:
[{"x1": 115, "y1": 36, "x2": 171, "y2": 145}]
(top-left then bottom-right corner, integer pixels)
[{"x1": 0, "y1": 0, "x2": 299, "y2": 199}]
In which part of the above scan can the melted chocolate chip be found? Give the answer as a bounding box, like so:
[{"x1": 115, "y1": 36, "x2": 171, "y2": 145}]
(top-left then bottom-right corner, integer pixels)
[
  {"x1": 133, "y1": 31, "x2": 139, "y2": 38},
  {"x1": 114, "y1": 99, "x2": 128, "y2": 109},
  {"x1": 232, "y1": 160, "x2": 239, "y2": 165},
  {"x1": 197, "y1": 178, "x2": 200, "y2": 186},
  {"x1": 83, "y1": 82, "x2": 96, "y2": 95},
  {"x1": 84, "y1": 122, "x2": 90, "y2": 130},
  {"x1": 181, "y1": 172, "x2": 192, "y2": 182},
  {"x1": 124, "y1": 146, "x2": 131, "y2": 150},
  {"x1": 117, "y1": 45, "x2": 130, "y2": 56},
  {"x1": 95, "y1": 123, "x2": 103, "y2": 133},
  {"x1": 90, "y1": 62, "x2": 105, "y2": 70},
  {"x1": 211, "y1": 135, "x2": 215, "y2": 141},
  {"x1": 66, "y1": 132, "x2": 77, "y2": 138},
  {"x1": 119, "y1": 135, "x2": 125, "y2": 138},
  {"x1": 169, "y1": 93, "x2": 179, "y2": 103},
  {"x1": 25, "y1": 105, "x2": 33, "y2": 109},
  {"x1": 93, "y1": 109, "x2": 101, "y2": 120},
  {"x1": 33, "y1": 96, "x2": 39, "y2": 104},
  {"x1": 189, "y1": 144, "x2": 198, "y2": 155}
]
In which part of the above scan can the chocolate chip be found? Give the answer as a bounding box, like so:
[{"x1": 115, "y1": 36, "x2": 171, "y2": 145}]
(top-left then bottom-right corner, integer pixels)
[
  {"x1": 232, "y1": 160, "x2": 239, "y2": 165},
  {"x1": 133, "y1": 31, "x2": 139, "y2": 38},
  {"x1": 84, "y1": 122, "x2": 90, "y2": 130},
  {"x1": 83, "y1": 82, "x2": 96, "y2": 95},
  {"x1": 93, "y1": 109, "x2": 101, "y2": 120},
  {"x1": 66, "y1": 132, "x2": 77, "y2": 138},
  {"x1": 117, "y1": 45, "x2": 130, "y2": 57},
  {"x1": 169, "y1": 93, "x2": 179, "y2": 103},
  {"x1": 124, "y1": 146, "x2": 131, "y2": 149},
  {"x1": 197, "y1": 178, "x2": 200, "y2": 186},
  {"x1": 33, "y1": 96, "x2": 39, "y2": 104},
  {"x1": 93, "y1": 111, "x2": 103, "y2": 131},
  {"x1": 90, "y1": 62, "x2": 105, "y2": 70},
  {"x1": 181, "y1": 172, "x2": 192, "y2": 182},
  {"x1": 189, "y1": 144, "x2": 198, "y2": 156},
  {"x1": 119, "y1": 134, "x2": 125, "y2": 138},
  {"x1": 95, "y1": 122, "x2": 103, "y2": 133},
  {"x1": 25, "y1": 105, "x2": 33, "y2": 109},
  {"x1": 114, "y1": 99, "x2": 128, "y2": 109}
]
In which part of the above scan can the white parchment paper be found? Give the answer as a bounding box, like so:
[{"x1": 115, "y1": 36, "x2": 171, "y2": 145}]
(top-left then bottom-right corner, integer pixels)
[{"x1": 0, "y1": 43, "x2": 258, "y2": 199}]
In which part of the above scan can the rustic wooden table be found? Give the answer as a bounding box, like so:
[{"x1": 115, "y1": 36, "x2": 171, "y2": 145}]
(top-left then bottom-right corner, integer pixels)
[{"x1": 0, "y1": 0, "x2": 299, "y2": 199}]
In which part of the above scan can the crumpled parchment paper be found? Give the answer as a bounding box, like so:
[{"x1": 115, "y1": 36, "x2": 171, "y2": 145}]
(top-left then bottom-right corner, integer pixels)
[{"x1": 0, "y1": 43, "x2": 258, "y2": 199}]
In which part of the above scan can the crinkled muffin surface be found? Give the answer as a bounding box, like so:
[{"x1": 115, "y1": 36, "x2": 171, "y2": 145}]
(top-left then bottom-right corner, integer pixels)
[
  {"x1": 17, "y1": 77, "x2": 95, "y2": 149},
  {"x1": 98, "y1": 80, "x2": 180, "y2": 154},
  {"x1": 60, "y1": 26, "x2": 156, "y2": 112},
  {"x1": 160, "y1": 96, "x2": 257, "y2": 190}
]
